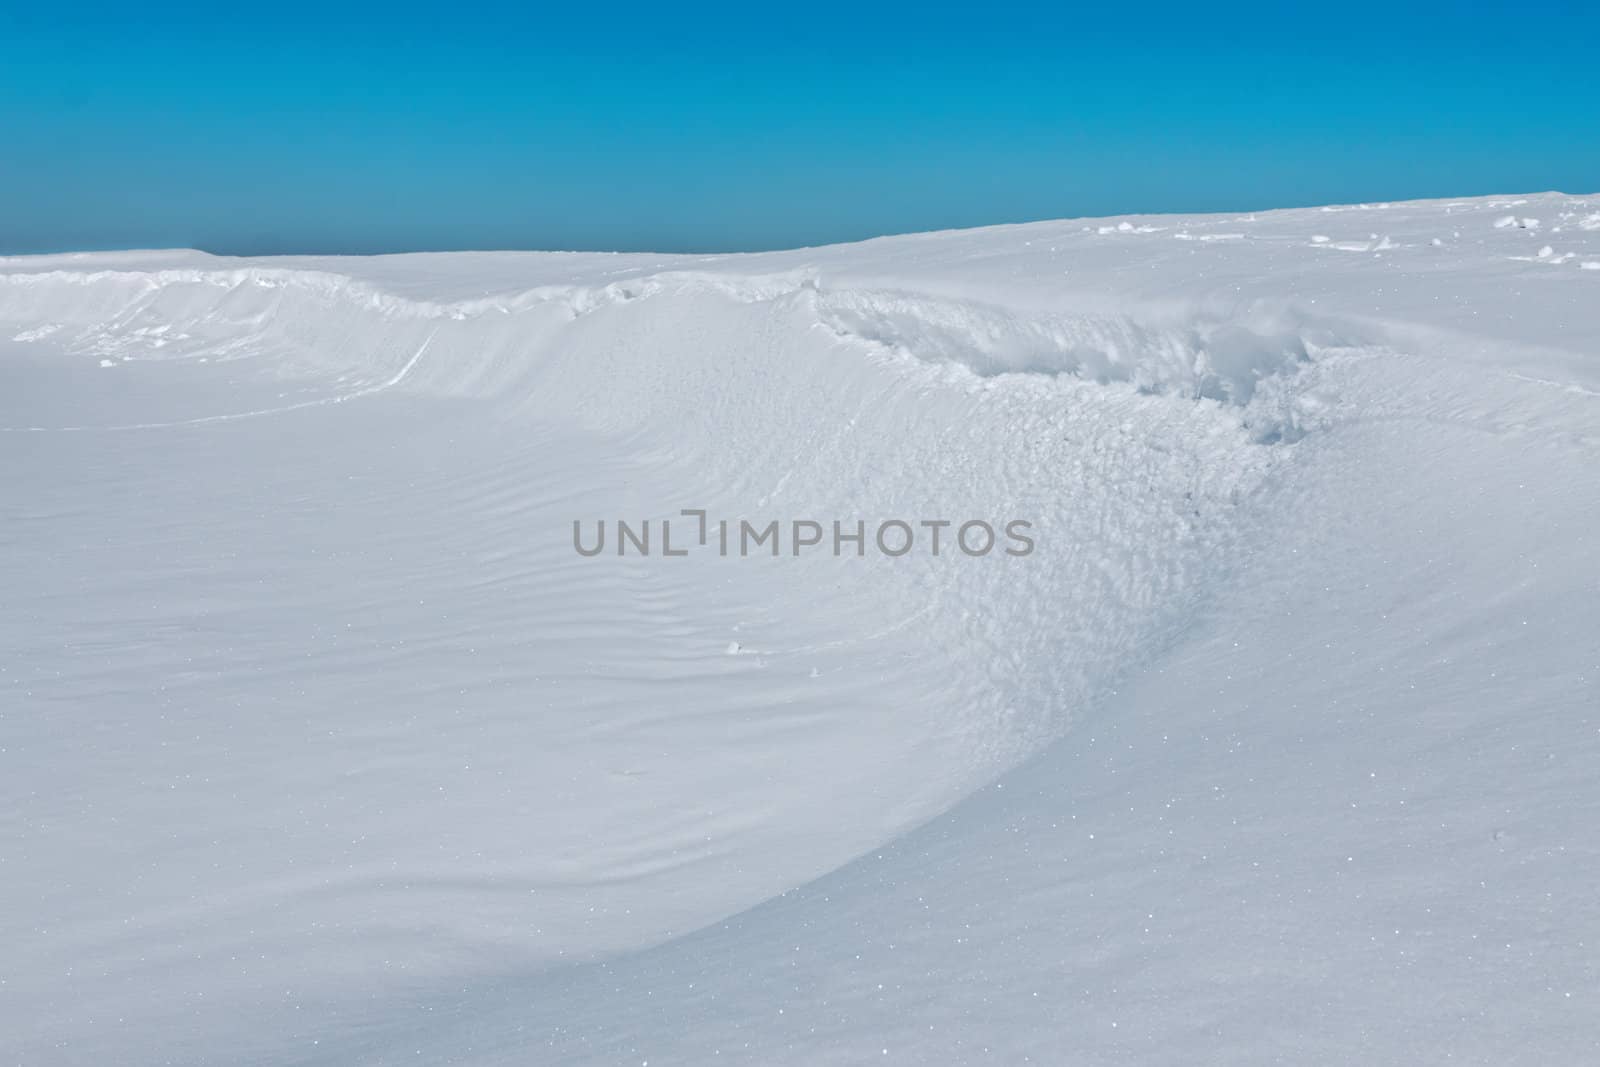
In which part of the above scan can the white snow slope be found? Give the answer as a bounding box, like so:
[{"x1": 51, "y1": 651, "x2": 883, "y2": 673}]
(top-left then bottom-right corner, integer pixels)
[{"x1": 2, "y1": 193, "x2": 1598, "y2": 1065}]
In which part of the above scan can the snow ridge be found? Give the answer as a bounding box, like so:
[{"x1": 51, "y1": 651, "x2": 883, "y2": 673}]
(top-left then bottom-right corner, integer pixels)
[{"x1": 6, "y1": 193, "x2": 1597, "y2": 1065}]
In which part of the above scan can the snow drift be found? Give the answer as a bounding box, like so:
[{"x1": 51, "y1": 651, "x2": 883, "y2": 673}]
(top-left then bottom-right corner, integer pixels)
[{"x1": 2, "y1": 192, "x2": 1598, "y2": 1065}]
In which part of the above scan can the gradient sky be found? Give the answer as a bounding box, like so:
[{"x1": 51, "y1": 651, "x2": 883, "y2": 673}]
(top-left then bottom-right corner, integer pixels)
[{"x1": 3, "y1": 0, "x2": 1597, "y2": 254}]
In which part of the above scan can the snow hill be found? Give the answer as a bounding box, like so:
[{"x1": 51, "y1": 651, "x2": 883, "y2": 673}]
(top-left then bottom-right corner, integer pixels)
[{"x1": 2, "y1": 192, "x2": 1598, "y2": 1065}]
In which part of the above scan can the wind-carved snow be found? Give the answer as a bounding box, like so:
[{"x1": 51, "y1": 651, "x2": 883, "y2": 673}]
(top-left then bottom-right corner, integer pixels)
[
  {"x1": 808, "y1": 287, "x2": 1364, "y2": 410},
  {"x1": 2, "y1": 190, "x2": 1598, "y2": 1066},
  {"x1": 0, "y1": 260, "x2": 1301, "y2": 1049}
]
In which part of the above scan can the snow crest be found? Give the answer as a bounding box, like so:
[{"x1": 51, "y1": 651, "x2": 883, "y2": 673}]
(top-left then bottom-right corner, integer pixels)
[
  {"x1": 17, "y1": 194, "x2": 1595, "y2": 1066},
  {"x1": 0, "y1": 262, "x2": 1312, "y2": 1003}
]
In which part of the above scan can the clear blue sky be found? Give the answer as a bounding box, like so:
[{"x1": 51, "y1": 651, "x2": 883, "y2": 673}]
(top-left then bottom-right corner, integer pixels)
[{"x1": 3, "y1": 0, "x2": 1596, "y2": 254}]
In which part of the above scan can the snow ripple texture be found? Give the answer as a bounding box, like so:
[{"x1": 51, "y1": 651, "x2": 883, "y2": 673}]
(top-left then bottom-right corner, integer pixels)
[{"x1": 3, "y1": 191, "x2": 1597, "y2": 1065}]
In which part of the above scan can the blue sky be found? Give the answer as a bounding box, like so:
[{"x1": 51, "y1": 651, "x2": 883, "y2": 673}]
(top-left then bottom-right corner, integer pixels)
[{"x1": 3, "y1": 0, "x2": 1597, "y2": 254}]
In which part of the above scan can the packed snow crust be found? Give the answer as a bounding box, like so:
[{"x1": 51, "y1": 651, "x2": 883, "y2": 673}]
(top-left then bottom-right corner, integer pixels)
[{"x1": 2, "y1": 193, "x2": 1598, "y2": 1064}]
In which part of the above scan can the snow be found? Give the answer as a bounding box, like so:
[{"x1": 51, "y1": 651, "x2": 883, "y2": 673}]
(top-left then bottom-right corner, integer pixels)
[{"x1": 2, "y1": 191, "x2": 1598, "y2": 1065}]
